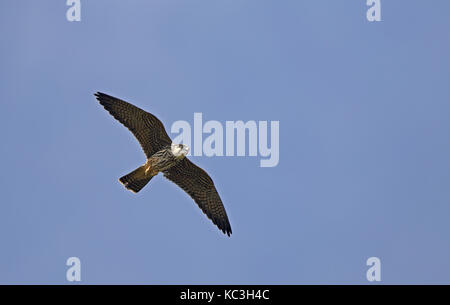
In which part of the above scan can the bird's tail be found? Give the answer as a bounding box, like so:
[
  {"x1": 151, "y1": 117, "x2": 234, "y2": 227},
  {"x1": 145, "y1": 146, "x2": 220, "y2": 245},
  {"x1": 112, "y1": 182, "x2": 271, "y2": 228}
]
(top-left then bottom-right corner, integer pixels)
[{"x1": 118, "y1": 165, "x2": 155, "y2": 193}]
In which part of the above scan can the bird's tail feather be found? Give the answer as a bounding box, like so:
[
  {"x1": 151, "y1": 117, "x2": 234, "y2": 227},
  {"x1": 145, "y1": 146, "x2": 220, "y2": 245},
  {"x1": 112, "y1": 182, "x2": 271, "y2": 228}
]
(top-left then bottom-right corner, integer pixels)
[{"x1": 119, "y1": 165, "x2": 154, "y2": 193}]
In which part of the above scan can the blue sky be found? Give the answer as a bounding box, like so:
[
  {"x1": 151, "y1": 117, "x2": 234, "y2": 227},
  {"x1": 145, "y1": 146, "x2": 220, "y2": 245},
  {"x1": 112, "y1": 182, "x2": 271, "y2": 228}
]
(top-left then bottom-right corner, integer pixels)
[{"x1": 0, "y1": 0, "x2": 449, "y2": 284}]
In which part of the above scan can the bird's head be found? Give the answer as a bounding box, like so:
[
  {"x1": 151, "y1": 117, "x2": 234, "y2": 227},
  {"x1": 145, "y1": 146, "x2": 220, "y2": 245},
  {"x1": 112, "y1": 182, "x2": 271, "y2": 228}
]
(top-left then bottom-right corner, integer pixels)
[{"x1": 171, "y1": 143, "x2": 189, "y2": 158}]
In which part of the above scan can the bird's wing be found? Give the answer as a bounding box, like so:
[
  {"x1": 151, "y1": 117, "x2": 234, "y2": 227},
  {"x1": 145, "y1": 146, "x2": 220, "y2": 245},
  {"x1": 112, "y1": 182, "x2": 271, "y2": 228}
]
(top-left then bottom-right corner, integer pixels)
[
  {"x1": 163, "y1": 158, "x2": 232, "y2": 236},
  {"x1": 95, "y1": 92, "x2": 172, "y2": 158}
]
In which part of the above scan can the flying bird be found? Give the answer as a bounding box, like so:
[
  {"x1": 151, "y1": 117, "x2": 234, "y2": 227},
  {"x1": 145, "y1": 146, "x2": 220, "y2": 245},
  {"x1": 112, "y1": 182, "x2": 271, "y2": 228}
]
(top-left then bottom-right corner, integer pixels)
[{"x1": 95, "y1": 92, "x2": 232, "y2": 236}]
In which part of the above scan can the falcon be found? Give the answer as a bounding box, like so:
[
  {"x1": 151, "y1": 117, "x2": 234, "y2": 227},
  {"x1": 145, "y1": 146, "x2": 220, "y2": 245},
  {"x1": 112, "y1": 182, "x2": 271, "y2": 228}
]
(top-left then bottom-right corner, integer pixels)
[{"x1": 95, "y1": 92, "x2": 232, "y2": 236}]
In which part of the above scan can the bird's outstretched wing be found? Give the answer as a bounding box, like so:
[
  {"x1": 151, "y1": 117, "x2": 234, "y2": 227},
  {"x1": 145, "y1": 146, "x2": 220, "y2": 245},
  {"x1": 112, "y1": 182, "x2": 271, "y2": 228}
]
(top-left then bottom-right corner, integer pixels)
[
  {"x1": 163, "y1": 158, "x2": 232, "y2": 236},
  {"x1": 95, "y1": 92, "x2": 172, "y2": 158}
]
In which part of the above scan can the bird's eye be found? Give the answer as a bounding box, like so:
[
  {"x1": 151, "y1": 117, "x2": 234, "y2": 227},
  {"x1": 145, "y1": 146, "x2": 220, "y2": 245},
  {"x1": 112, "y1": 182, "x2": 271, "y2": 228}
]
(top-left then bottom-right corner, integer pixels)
[{"x1": 178, "y1": 144, "x2": 183, "y2": 148}]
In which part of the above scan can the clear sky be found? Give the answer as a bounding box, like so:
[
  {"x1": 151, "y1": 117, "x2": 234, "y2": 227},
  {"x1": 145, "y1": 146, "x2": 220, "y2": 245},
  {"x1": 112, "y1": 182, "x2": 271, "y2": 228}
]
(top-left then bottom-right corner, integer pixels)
[{"x1": 1, "y1": 1, "x2": 449, "y2": 284}]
